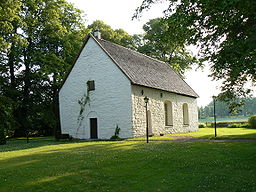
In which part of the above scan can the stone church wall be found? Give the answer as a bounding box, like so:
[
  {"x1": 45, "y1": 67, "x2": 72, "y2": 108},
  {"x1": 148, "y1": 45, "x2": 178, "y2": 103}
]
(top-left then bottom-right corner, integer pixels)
[{"x1": 131, "y1": 85, "x2": 198, "y2": 137}]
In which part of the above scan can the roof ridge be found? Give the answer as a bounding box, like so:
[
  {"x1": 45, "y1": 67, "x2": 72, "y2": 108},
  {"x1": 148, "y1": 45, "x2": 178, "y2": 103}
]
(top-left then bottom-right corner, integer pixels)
[
  {"x1": 97, "y1": 38, "x2": 198, "y2": 97},
  {"x1": 98, "y1": 38, "x2": 173, "y2": 67},
  {"x1": 90, "y1": 34, "x2": 135, "y2": 82},
  {"x1": 89, "y1": 34, "x2": 199, "y2": 98}
]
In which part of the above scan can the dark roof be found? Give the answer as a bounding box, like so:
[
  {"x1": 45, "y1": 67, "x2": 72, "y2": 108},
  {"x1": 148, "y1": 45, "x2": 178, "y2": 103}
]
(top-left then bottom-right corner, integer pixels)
[{"x1": 92, "y1": 35, "x2": 198, "y2": 98}]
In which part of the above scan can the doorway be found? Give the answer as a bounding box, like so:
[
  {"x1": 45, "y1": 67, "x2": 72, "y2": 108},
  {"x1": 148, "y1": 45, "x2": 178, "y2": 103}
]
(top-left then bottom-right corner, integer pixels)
[{"x1": 90, "y1": 118, "x2": 98, "y2": 139}]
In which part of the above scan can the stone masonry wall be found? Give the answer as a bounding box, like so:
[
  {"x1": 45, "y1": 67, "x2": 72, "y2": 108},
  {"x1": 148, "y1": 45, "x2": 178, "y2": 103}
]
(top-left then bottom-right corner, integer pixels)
[{"x1": 131, "y1": 85, "x2": 198, "y2": 137}]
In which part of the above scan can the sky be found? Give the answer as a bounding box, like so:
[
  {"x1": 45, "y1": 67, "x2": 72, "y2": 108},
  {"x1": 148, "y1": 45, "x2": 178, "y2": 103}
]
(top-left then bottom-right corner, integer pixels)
[{"x1": 66, "y1": 0, "x2": 253, "y2": 107}]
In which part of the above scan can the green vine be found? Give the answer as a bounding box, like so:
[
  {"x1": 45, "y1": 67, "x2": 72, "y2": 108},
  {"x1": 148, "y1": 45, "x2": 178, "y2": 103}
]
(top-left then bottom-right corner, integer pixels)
[
  {"x1": 110, "y1": 125, "x2": 121, "y2": 140},
  {"x1": 76, "y1": 88, "x2": 90, "y2": 134}
]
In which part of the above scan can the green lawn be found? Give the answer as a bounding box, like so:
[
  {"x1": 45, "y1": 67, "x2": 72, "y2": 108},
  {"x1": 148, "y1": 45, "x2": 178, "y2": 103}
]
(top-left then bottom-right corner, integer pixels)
[
  {"x1": 1, "y1": 132, "x2": 256, "y2": 192},
  {"x1": 127, "y1": 127, "x2": 256, "y2": 141}
]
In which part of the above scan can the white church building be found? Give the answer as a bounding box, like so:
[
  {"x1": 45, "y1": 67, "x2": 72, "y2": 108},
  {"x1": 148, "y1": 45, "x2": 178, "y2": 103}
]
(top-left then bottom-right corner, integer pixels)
[{"x1": 59, "y1": 33, "x2": 199, "y2": 139}]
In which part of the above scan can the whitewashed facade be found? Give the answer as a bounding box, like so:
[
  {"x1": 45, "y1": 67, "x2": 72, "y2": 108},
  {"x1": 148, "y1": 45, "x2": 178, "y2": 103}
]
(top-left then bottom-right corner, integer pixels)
[{"x1": 59, "y1": 35, "x2": 199, "y2": 139}]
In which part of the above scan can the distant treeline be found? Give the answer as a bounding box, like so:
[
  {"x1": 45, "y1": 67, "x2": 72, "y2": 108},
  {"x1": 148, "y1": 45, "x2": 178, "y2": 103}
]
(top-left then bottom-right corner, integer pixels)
[{"x1": 199, "y1": 97, "x2": 256, "y2": 119}]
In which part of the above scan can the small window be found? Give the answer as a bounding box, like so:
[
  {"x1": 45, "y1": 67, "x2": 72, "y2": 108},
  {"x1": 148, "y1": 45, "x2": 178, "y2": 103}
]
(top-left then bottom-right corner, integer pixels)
[{"x1": 87, "y1": 80, "x2": 95, "y2": 91}]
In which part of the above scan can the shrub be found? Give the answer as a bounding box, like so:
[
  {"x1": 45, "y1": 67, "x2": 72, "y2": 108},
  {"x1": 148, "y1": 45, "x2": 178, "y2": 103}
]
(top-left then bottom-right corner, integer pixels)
[
  {"x1": 227, "y1": 123, "x2": 250, "y2": 128},
  {"x1": 240, "y1": 124, "x2": 250, "y2": 128},
  {"x1": 198, "y1": 123, "x2": 206, "y2": 128},
  {"x1": 0, "y1": 127, "x2": 6, "y2": 145},
  {"x1": 248, "y1": 115, "x2": 256, "y2": 129},
  {"x1": 227, "y1": 123, "x2": 240, "y2": 128},
  {"x1": 110, "y1": 125, "x2": 121, "y2": 140}
]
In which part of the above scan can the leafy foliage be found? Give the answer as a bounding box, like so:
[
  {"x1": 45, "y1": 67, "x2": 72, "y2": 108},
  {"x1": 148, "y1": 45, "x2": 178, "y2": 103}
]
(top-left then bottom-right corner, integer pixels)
[
  {"x1": 110, "y1": 125, "x2": 121, "y2": 140},
  {"x1": 138, "y1": 18, "x2": 199, "y2": 75},
  {"x1": 88, "y1": 20, "x2": 138, "y2": 49},
  {"x1": 88, "y1": 19, "x2": 198, "y2": 76},
  {"x1": 76, "y1": 87, "x2": 91, "y2": 134},
  {"x1": 0, "y1": 95, "x2": 14, "y2": 144},
  {"x1": 199, "y1": 97, "x2": 256, "y2": 118},
  {"x1": 135, "y1": 0, "x2": 256, "y2": 110},
  {"x1": 0, "y1": 128, "x2": 6, "y2": 145},
  {"x1": 198, "y1": 123, "x2": 206, "y2": 128},
  {"x1": 0, "y1": 0, "x2": 88, "y2": 137},
  {"x1": 248, "y1": 115, "x2": 256, "y2": 129},
  {"x1": 227, "y1": 123, "x2": 250, "y2": 128}
]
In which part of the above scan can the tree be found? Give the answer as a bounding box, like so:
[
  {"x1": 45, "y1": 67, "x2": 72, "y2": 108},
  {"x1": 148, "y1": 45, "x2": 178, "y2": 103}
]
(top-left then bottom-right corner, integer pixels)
[
  {"x1": 198, "y1": 97, "x2": 256, "y2": 118},
  {"x1": 88, "y1": 20, "x2": 138, "y2": 49},
  {"x1": 0, "y1": 0, "x2": 88, "y2": 137},
  {"x1": 134, "y1": 0, "x2": 256, "y2": 110},
  {"x1": 138, "y1": 18, "x2": 199, "y2": 75},
  {"x1": 0, "y1": 95, "x2": 13, "y2": 144}
]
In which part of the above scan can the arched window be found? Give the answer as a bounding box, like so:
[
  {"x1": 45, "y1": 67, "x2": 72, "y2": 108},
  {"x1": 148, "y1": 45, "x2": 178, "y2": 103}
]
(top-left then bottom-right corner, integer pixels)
[
  {"x1": 164, "y1": 101, "x2": 173, "y2": 126},
  {"x1": 147, "y1": 110, "x2": 153, "y2": 136},
  {"x1": 183, "y1": 103, "x2": 189, "y2": 125}
]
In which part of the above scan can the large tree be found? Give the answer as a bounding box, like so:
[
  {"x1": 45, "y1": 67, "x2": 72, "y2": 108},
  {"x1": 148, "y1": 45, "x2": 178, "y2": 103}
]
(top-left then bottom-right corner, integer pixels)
[
  {"x1": 0, "y1": 0, "x2": 88, "y2": 137},
  {"x1": 134, "y1": 0, "x2": 256, "y2": 110},
  {"x1": 88, "y1": 20, "x2": 138, "y2": 49},
  {"x1": 138, "y1": 18, "x2": 199, "y2": 75}
]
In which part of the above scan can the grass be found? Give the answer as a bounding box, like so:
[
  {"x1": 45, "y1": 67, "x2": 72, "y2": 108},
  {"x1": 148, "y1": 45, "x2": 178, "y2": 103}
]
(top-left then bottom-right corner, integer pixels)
[
  {"x1": 127, "y1": 127, "x2": 256, "y2": 141},
  {"x1": 171, "y1": 127, "x2": 256, "y2": 140},
  {"x1": 199, "y1": 116, "x2": 249, "y2": 123},
  {"x1": 1, "y1": 128, "x2": 256, "y2": 192}
]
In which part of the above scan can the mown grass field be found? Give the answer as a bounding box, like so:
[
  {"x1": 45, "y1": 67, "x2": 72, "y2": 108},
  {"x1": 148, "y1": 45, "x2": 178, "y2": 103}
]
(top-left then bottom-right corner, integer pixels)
[
  {"x1": 1, "y1": 128, "x2": 256, "y2": 192},
  {"x1": 127, "y1": 127, "x2": 256, "y2": 141}
]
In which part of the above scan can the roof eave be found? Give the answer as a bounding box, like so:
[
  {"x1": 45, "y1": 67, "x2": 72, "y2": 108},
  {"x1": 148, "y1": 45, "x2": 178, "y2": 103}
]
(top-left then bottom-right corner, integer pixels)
[
  {"x1": 131, "y1": 82, "x2": 199, "y2": 98},
  {"x1": 58, "y1": 35, "x2": 91, "y2": 93}
]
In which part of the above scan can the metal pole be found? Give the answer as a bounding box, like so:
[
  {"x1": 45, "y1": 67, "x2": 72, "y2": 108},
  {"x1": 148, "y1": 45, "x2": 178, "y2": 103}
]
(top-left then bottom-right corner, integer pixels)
[
  {"x1": 146, "y1": 102, "x2": 149, "y2": 143},
  {"x1": 213, "y1": 97, "x2": 217, "y2": 137}
]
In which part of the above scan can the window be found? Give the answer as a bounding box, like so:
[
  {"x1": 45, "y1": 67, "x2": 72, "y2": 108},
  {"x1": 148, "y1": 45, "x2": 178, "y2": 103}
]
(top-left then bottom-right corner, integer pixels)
[
  {"x1": 87, "y1": 80, "x2": 95, "y2": 91},
  {"x1": 164, "y1": 101, "x2": 173, "y2": 126},
  {"x1": 183, "y1": 103, "x2": 189, "y2": 125}
]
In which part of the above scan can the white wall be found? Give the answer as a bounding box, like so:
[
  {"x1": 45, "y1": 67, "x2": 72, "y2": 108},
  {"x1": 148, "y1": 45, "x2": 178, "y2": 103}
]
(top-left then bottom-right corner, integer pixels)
[
  {"x1": 131, "y1": 85, "x2": 198, "y2": 137},
  {"x1": 59, "y1": 37, "x2": 133, "y2": 139}
]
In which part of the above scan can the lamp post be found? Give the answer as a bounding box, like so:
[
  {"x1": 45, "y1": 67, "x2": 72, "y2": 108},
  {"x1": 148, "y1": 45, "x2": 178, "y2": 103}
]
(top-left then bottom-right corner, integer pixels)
[
  {"x1": 144, "y1": 96, "x2": 149, "y2": 143},
  {"x1": 212, "y1": 96, "x2": 217, "y2": 137}
]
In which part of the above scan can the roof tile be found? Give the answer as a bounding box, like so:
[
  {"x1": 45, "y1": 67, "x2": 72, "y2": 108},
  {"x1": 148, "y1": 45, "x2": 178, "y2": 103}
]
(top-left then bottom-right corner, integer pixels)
[{"x1": 94, "y1": 36, "x2": 199, "y2": 98}]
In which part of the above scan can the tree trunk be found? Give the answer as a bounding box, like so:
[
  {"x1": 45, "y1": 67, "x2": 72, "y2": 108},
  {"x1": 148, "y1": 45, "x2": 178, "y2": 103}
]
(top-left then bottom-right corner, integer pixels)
[
  {"x1": 8, "y1": 47, "x2": 15, "y2": 89},
  {"x1": 19, "y1": 38, "x2": 32, "y2": 137},
  {"x1": 7, "y1": 25, "x2": 17, "y2": 89},
  {"x1": 53, "y1": 73, "x2": 61, "y2": 140}
]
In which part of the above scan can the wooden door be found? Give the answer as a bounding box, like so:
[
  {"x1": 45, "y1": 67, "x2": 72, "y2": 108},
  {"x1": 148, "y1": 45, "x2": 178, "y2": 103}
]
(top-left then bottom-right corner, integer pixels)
[{"x1": 90, "y1": 118, "x2": 98, "y2": 139}]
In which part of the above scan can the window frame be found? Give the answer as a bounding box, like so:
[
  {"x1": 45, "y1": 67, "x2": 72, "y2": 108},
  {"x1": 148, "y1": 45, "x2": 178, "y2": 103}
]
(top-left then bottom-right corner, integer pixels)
[
  {"x1": 182, "y1": 103, "x2": 189, "y2": 125},
  {"x1": 87, "y1": 80, "x2": 95, "y2": 91},
  {"x1": 164, "y1": 101, "x2": 173, "y2": 126}
]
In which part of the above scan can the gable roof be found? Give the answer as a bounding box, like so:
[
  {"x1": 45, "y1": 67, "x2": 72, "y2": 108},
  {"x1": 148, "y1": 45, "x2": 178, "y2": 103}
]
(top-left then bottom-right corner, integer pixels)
[
  {"x1": 59, "y1": 34, "x2": 199, "y2": 98},
  {"x1": 93, "y1": 35, "x2": 198, "y2": 98}
]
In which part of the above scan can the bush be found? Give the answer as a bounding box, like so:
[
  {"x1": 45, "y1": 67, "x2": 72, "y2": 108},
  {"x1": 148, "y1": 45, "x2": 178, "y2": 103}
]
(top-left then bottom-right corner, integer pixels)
[
  {"x1": 240, "y1": 124, "x2": 250, "y2": 128},
  {"x1": 248, "y1": 115, "x2": 256, "y2": 129},
  {"x1": 198, "y1": 123, "x2": 206, "y2": 128},
  {"x1": 227, "y1": 123, "x2": 250, "y2": 128},
  {"x1": 0, "y1": 127, "x2": 6, "y2": 145},
  {"x1": 110, "y1": 125, "x2": 121, "y2": 140},
  {"x1": 227, "y1": 123, "x2": 240, "y2": 128}
]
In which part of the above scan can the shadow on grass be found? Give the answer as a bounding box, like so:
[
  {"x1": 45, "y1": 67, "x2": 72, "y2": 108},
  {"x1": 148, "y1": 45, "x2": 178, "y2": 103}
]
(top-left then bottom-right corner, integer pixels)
[
  {"x1": 1, "y1": 140, "x2": 256, "y2": 192},
  {"x1": 203, "y1": 132, "x2": 256, "y2": 140},
  {"x1": 0, "y1": 138, "x2": 84, "y2": 152}
]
